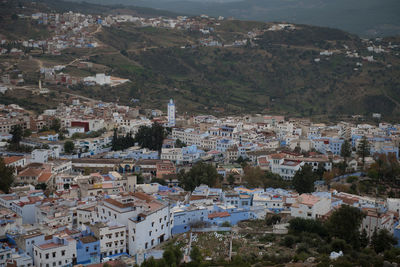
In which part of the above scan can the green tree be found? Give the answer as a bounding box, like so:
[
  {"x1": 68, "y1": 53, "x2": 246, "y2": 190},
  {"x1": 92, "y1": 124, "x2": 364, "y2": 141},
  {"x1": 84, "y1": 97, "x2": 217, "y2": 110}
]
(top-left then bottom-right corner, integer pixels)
[
  {"x1": 35, "y1": 183, "x2": 47, "y2": 191},
  {"x1": 50, "y1": 118, "x2": 61, "y2": 133},
  {"x1": 340, "y1": 139, "x2": 352, "y2": 160},
  {"x1": 64, "y1": 140, "x2": 75, "y2": 154},
  {"x1": 292, "y1": 164, "x2": 316, "y2": 194},
  {"x1": 10, "y1": 125, "x2": 23, "y2": 147},
  {"x1": 178, "y1": 162, "x2": 221, "y2": 191},
  {"x1": 359, "y1": 228, "x2": 369, "y2": 248},
  {"x1": 288, "y1": 217, "x2": 328, "y2": 237},
  {"x1": 111, "y1": 128, "x2": 135, "y2": 151},
  {"x1": 0, "y1": 158, "x2": 15, "y2": 193},
  {"x1": 243, "y1": 166, "x2": 265, "y2": 188},
  {"x1": 162, "y1": 246, "x2": 182, "y2": 267},
  {"x1": 135, "y1": 122, "x2": 166, "y2": 152},
  {"x1": 357, "y1": 136, "x2": 370, "y2": 166},
  {"x1": 371, "y1": 229, "x2": 397, "y2": 253},
  {"x1": 190, "y1": 246, "x2": 202, "y2": 264},
  {"x1": 227, "y1": 174, "x2": 235, "y2": 185},
  {"x1": 325, "y1": 205, "x2": 365, "y2": 248},
  {"x1": 23, "y1": 129, "x2": 32, "y2": 137},
  {"x1": 175, "y1": 139, "x2": 186, "y2": 148}
]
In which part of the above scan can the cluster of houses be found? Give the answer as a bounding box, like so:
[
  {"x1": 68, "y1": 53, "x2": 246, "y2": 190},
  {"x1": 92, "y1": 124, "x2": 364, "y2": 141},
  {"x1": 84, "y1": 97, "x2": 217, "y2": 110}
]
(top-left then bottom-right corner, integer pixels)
[
  {"x1": 1, "y1": 171, "x2": 400, "y2": 267},
  {"x1": 0, "y1": 100, "x2": 399, "y2": 267}
]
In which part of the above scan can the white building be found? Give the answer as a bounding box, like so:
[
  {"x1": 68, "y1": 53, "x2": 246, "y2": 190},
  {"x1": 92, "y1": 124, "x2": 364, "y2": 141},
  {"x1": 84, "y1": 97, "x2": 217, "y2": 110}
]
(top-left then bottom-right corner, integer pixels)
[
  {"x1": 167, "y1": 99, "x2": 176, "y2": 127},
  {"x1": 361, "y1": 208, "x2": 395, "y2": 237},
  {"x1": 291, "y1": 194, "x2": 331, "y2": 219},
  {"x1": 89, "y1": 222, "x2": 126, "y2": 259},
  {"x1": 127, "y1": 198, "x2": 172, "y2": 257},
  {"x1": 31, "y1": 149, "x2": 49, "y2": 163},
  {"x1": 33, "y1": 236, "x2": 77, "y2": 267},
  {"x1": 387, "y1": 198, "x2": 400, "y2": 214}
]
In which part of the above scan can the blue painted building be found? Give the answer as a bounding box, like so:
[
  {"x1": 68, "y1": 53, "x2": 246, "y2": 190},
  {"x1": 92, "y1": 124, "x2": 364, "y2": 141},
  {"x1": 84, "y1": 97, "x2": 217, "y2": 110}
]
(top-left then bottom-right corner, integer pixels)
[
  {"x1": 394, "y1": 222, "x2": 400, "y2": 248},
  {"x1": 172, "y1": 204, "x2": 254, "y2": 234},
  {"x1": 76, "y1": 235, "x2": 100, "y2": 265}
]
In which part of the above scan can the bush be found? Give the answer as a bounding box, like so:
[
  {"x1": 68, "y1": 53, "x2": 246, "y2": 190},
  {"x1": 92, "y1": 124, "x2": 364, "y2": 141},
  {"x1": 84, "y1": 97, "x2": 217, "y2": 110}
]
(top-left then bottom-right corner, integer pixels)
[
  {"x1": 282, "y1": 235, "x2": 295, "y2": 247},
  {"x1": 258, "y1": 234, "x2": 275, "y2": 242},
  {"x1": 293, "y1": 252, "x2": 309, "y2": 262},
  {"x1": 221, "y1": 221, "x2": 231, "y2": 227},
  {"x1": 330, "y1": 239, "x2": 347, "y2": 252},
  {"x1": 296, "y1": 243, "x2": 309, "y2": 254},
  {"x1": 346, "y1": 176, "x2": 358, "y2": 183},
  {"x1": 266, "y1": 214, "x2": 281, "y2": 226},
  {"x1": 289, "y1": 218, "x2": 328, "y2": 237}
]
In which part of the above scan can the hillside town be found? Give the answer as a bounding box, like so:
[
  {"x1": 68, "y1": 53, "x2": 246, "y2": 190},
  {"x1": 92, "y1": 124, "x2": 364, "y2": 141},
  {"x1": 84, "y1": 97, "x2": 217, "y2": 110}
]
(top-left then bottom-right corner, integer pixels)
[
  {"x1": 0, "y1": 0, "x2": 400, "y2": 266},
  {"x1": 0, "y1": 96, "x2": 400, "y2": 266}
]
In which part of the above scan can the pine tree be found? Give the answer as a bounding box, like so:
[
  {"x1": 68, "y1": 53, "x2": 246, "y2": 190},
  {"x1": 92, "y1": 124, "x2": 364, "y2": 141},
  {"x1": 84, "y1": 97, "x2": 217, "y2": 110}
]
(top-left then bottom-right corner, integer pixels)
[
  {"x1": 0, "y1": 158, "x2": 15, "y2": 193},
  {"x1": 341, "y1": 139, "x2": 352, "y2": 160},
  {"x1": 292, "y1": 164, "x2": 316, "y2": 194},
  {"x1": 360, "y1": 228, "x2": 369, "y2": 248},
  {"x1": 357, "y1": 136, "x2": 370, "y2": 166}
]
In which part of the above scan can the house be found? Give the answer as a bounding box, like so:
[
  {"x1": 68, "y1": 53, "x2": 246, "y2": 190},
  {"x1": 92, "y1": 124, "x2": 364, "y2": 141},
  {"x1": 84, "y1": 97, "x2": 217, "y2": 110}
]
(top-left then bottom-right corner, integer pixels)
[
  {"x1": 87, "y1": 222, "x2": 126, "y2": 260},
  {"x1": 127, "y1": 193, "x2": 172, "y2": 259},
  {"x1": 171, "y1": 205, "x2": 209, "y2": 234},
  {"x1": 155, "y1": 160, "x2": 176, "y2": 179},
  {"x1": 2, "y1": 156, "x2": 27, "y2": 173},
  {"x1": 33, "y1": 235, "x2": 77, "y2": 267},
  {"x1": 387, "y1": 198, "x2": 400, "y2": 214},
  {"x1": 291, "y1": 194, "x2": 331, "y2": 219},
  {"x1": 361, "y1": 208, "x2": 395, "y2": 237},
  {"x1": 11, "y1": 229, "x2": 45, "y2": 259},
  {"x1": 76, "y1": 234, "x2": 100, "y2": 265},
  {"x1": 0, "y1": 243, "x2": 12, "y2": 267},
  {"x1": 0, "y1": 208, "x2": 22, "y2": 236}
]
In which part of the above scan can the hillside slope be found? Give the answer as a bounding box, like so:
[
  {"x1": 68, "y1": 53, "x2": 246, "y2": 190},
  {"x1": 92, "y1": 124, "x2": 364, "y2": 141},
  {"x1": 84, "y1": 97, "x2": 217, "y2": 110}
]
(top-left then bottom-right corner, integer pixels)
[
  {"x1": 63, "y1": 0, "x2": 400, "y2": 37},
  {"x1": 87, "y1": 21, "x2": 400, "y2": 120}
]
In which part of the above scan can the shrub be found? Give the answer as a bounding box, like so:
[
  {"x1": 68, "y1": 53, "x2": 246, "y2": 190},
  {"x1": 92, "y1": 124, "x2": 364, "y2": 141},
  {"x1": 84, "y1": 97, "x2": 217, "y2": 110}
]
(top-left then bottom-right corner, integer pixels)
[
  {"x1": 296, "y1": 243, "x2": 309, "y2": 254},
  {"x1": 282, "y1": 235, "x2": 295, "y2": 247}
]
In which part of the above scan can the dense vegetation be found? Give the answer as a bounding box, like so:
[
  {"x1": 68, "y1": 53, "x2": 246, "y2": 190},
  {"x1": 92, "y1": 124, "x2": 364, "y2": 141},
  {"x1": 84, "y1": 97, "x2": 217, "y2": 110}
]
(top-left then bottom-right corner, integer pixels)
[
  {"x1": 0, "y1": 158, "x2": 15, "y2": 193},
  {"x1": 111, "y1": 123, "x2": 166, "y2": 152}
]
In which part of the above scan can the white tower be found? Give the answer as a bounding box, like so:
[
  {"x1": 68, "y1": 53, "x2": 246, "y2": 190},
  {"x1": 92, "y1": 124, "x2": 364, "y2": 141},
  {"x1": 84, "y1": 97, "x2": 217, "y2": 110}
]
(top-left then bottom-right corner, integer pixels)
[{"x1": 168, "y1": 99, "x2": 176, "y2": 127}]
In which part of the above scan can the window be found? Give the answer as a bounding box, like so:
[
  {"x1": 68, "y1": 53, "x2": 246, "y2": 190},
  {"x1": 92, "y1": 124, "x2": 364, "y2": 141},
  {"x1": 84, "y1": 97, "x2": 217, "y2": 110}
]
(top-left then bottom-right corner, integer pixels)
[
  {"x1": 58, "y1": 262, "x2": 61, "y2": 266},
  {"x1": 86, "y1": 247, "x2": 89, "y2": 252},
  {"x1": 145, "y1": 242, "x2": 148, "y2": 249},
  {"x1": 46, "y1": 253, "x2": 49, "y2": 259},
  {"x1": 149, "y1": 231, "x2": 152, "y2": 236},
  {"x1": 61, "y1": 250, "x2": 65, "y2": 256}
]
